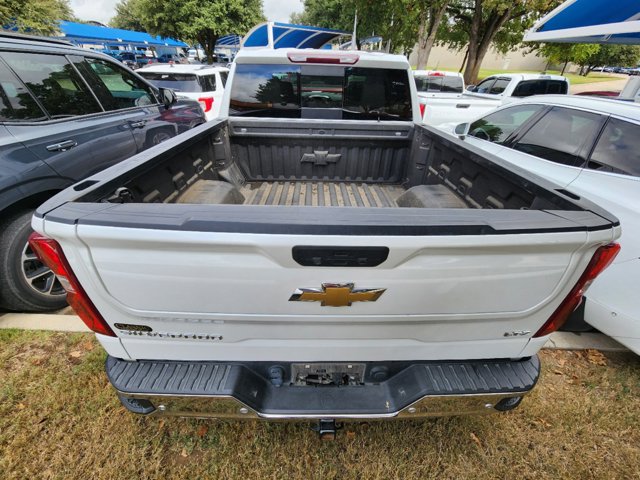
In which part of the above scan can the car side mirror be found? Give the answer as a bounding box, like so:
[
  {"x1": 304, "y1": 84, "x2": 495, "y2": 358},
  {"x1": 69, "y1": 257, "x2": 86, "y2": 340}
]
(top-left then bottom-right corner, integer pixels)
[
  {"x1": 454, "y1": 122, "x2": 470, "y2": 140},
  {"x1": 159, "y1": 87, "x2": 177, "y2": 109},
  {"x1": 466, "y1": 85, "x2": 475, "y2": 92}
]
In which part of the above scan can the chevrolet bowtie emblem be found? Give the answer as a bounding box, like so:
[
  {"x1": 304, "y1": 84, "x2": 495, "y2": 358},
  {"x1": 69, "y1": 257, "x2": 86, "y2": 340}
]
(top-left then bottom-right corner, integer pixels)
[{"x1": 289, "y1": 283, "x2": 385, "y2": 307}]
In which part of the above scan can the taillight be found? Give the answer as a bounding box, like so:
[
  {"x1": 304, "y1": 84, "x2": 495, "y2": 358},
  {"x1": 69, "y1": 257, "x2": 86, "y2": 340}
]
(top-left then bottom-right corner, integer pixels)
[
  {"x1": 287, "y1": 52, "x2": 359, "y2": 64},
  {"x1": 198, "y1": 97, "x2": 214, "y2": 113},
  {"x1": 419, "y1": 102, "x2": 426, "y2": 118},
  {"x1": 533, "y1": 243, "x2": 620, "y2": 337},
  {"x1": 28, "y1": 233, "x2": 115, "y2": 337}
]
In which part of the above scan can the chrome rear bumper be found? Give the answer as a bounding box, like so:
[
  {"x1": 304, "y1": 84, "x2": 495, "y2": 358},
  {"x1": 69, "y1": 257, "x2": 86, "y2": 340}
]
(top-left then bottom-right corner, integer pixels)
[
  {"x1": 117, "y1": 391, "x2": 529, "y2": 420},
  {"x1": 108, "y1": 355, "x2": 539, "y2": 420}
]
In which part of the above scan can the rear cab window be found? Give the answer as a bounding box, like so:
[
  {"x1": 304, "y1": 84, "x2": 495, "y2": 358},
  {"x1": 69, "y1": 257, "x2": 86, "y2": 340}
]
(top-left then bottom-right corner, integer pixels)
[
  {"x1": 414, "y1": 75, "x2": 463, "y2": 94},
  {"x1": 512, "y1": 80, "x2": 568, "y2": 97},
  {"x1": 229, "y1": 64, "x2": 412, "y2": 120}
]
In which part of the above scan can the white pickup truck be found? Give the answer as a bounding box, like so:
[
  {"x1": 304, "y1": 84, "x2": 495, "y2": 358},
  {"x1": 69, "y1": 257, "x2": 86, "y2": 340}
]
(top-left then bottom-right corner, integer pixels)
[
  {"x1": 30, "y1": 47, "x2": 619, "y2": 432},
  {"x1": 421, "y1": 73, "x2": 569, "y2": 126}
]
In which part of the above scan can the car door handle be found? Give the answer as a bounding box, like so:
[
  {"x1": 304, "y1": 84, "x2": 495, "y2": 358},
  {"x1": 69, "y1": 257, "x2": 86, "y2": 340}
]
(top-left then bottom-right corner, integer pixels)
[
  {"x1": 46, "y1": 140, "x2": 78, "y2": 152},
  {"x1": 129, "y1": 120, "x2": 147, "y2": 129}
]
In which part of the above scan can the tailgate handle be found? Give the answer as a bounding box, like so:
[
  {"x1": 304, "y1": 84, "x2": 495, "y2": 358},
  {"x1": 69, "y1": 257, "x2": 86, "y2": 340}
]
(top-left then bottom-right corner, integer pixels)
[{"x1": 293, "y1": 246, "x2": 389, "y2": 267}]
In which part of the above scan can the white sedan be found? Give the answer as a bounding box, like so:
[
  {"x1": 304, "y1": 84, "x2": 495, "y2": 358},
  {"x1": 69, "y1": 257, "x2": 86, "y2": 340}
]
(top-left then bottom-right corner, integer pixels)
[{"x1": 441, "y1": 95, "x2": 640, "y2": 354}]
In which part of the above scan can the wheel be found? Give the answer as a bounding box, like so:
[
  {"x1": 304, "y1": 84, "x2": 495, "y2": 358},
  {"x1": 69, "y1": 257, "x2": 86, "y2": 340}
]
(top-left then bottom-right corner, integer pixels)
[
  {"x1": 148, "y1": 129, "x2": 173, "y2": 147},
  {"x1": 0, "y1": 210, "x2": 67, "y2": 312}
]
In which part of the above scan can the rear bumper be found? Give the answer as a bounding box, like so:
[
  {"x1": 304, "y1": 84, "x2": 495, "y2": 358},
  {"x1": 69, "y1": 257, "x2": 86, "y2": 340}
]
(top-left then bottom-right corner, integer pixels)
[{"x1": 107, "y1": 355, "x2": 540, "y2": 420}]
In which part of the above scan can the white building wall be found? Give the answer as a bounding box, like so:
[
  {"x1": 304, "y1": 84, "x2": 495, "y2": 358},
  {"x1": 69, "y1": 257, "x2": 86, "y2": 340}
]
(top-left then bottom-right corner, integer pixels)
[{"x1": 408, "y1": 44, "x2": 549, "y2": 72}]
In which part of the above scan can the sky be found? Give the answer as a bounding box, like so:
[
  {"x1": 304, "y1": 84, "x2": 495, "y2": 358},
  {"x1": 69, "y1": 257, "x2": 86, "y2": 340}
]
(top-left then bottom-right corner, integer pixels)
[{"x1": 69, "y1": 0, "x2": 304, "y2": 27}]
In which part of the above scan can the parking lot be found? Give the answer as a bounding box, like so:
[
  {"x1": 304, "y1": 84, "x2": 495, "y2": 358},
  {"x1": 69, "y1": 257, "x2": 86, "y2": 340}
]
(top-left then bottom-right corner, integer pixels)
[{"x1": 3, "y1": 1, "x2": 640, "y2": 478}]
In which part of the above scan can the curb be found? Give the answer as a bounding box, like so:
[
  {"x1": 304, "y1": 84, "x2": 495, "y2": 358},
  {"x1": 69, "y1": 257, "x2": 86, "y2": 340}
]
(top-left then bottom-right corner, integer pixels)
[
  {"x1": 0, "y1": 313, "x2": 630, "y2": 352},
  {"x1": 0, "y1": 313, "x2": 90, "y2": 332},
  {"x1": 544, "y1": 331, "x2": 628, "y2": 352}
]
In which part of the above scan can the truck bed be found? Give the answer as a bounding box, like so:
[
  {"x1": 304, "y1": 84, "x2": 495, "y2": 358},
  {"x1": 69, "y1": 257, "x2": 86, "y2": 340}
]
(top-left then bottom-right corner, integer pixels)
[
  {"x1": 240, "y1": 182, "x2": 406, "y2": 207},
  {"x1": 78, "y1": 118, "x2": 576, "y2": 213}
]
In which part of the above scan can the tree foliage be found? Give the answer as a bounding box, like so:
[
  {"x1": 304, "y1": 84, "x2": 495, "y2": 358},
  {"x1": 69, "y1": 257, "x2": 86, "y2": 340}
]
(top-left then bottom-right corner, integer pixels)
[
  {"x1": 134, "y1": 0, "x2": 265, "y2": 62},
  {"x1": 537, "y1": 43, "x2": 640, "y2": 76},
  {"x1": 110, "y1": 0, "x2": 146, "y2": 32},
  {"x1": 439, "y1": 0, "x2": 561, "y2": 84},
  {"x1": 0, "y1": 0, "x2": 73, "y2": 36},
  {"x1": 292, "y1": 0, "x2": 420, "y2": 55},
  {"x1": 537, "y1": 43, "x2": 599, "y2": 74},
  {"x1": 579, "y1": 45, "x2": 640, "y2": 75}
]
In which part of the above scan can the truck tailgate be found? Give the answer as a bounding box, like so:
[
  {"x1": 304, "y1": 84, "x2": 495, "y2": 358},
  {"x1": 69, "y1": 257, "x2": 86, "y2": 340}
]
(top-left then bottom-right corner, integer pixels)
[{"x1": 40, "y1": 205, "x2": 616, "y2": 362}]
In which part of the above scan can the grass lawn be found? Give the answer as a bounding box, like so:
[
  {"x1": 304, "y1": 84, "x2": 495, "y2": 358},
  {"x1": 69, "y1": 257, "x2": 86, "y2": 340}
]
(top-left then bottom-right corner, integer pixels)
[{"x1": 1, "y1": 330, "x2": 639, "y2": 480}]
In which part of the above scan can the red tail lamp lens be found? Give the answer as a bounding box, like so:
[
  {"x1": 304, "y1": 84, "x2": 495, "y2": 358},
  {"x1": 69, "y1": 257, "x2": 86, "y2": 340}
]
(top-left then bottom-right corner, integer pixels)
[
  {"x1": 198, "y1": 97, "x2": 214, "y2": 113},
  {"x1": 28, "y1": 233, "x2": 115, "y2": 337},
  {"x1": 419, "y1": 103, "x2": 426, "y2": 118},
  {"x1": 533, "y1": 243, "x2": 620, "y2": 338}
]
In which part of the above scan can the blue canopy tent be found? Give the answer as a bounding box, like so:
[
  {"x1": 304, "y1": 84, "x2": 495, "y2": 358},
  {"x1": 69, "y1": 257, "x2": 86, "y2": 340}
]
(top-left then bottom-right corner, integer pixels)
[
  {"x1": 57, "y1": 21, "x2": 188, "y2": 48},
  {"x1": 241, "y1": 22, "x2": 349, "y2": 49},
  {"x1": 524, "y1": 0, "x2": 640, "y2": 44},
  {"x1": 217, "y1": 34, "x2": 243, "y2": 47}
]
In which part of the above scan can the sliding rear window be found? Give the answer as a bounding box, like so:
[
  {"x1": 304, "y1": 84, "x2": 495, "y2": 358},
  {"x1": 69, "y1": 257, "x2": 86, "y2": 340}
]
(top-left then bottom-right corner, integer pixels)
[
  {"x1": 512, "y1": 80, "x2": 568, "y2": 97},
  {"x1": 414, "y1": 75, "x2": 463, "y2": 93},
  {"x1": 229, "y1": 64, "x2": 412, "y2": 120}
]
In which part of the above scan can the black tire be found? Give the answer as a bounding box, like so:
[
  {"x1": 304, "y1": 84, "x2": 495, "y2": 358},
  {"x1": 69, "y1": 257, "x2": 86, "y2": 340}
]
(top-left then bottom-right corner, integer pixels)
[
  {"x1": 0, "y1": 210, "x2": 68, "y2": 312},
  {"x1": 147, "y1": 129, "x2": 174, "y2": 148}
]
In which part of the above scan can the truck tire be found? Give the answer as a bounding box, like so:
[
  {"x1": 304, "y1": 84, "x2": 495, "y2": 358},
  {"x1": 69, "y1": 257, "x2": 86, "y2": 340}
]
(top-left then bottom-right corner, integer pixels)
[{"x1": 0, "y1": 210, "x2": 67, "y2": 312}]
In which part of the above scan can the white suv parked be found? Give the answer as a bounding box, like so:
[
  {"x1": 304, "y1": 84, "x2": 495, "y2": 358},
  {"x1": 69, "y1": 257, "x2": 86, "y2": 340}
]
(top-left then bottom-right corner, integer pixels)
[{"x1": 138, "y1": 64, "x2": 229, "y2": 121}]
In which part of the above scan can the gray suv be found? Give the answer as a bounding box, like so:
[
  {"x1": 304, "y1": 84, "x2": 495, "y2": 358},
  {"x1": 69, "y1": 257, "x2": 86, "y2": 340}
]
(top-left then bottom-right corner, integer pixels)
[{"x1": 0, "y1": 33, "x2": 206, "y2": 311}]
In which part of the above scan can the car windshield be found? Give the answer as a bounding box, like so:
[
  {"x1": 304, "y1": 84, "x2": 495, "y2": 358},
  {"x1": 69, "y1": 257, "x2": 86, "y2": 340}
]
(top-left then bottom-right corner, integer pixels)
[{"x1": 137, "y1": 72, "x2": 202, "y2": 92}]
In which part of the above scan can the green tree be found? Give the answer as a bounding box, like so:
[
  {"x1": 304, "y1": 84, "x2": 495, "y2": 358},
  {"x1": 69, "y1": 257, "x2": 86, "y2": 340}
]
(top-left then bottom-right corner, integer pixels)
[
  {"x1": 579, "y1": 45, "x2": 640, "y2": 76},
  {"x1": 440, "y1": 0, "x2": 560, "y2": 85},
  {"x1": 135, "y1": 0, "x2": 265, "y2": 63},
  {"x1": 0, "y1": 0, "x2": 73, "y2": 36},
  {"x1": 414, "y1": 0, "x2": 450, "y2": 69},
  {"x1": 292, "y1": 0, "x2": 420, "y2": 54},
  {"x1": 110, "y1": 0, "x2": 146, "y2": 32},
  {"x1": 537, "y1": 43, "x2": 599, "y2": 74},
  {"x1": 293, "y1": 0, "x2": 356, "y2": 31}
]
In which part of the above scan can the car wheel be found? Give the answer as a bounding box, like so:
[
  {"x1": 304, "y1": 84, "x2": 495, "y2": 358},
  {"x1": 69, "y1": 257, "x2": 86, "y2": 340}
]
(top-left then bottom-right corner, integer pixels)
[
  {"x1": 148, "y1": 130, "x2": 173, "y2": 147},
  {"x1": 0, "y1": 210, "x2": 67, "y2": 312}
]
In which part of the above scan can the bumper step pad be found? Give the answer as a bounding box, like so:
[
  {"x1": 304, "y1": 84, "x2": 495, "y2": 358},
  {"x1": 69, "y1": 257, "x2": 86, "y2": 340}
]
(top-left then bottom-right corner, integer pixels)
[{"x1": 107, "y1": 356, "x2": 540, "y2": 418}]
